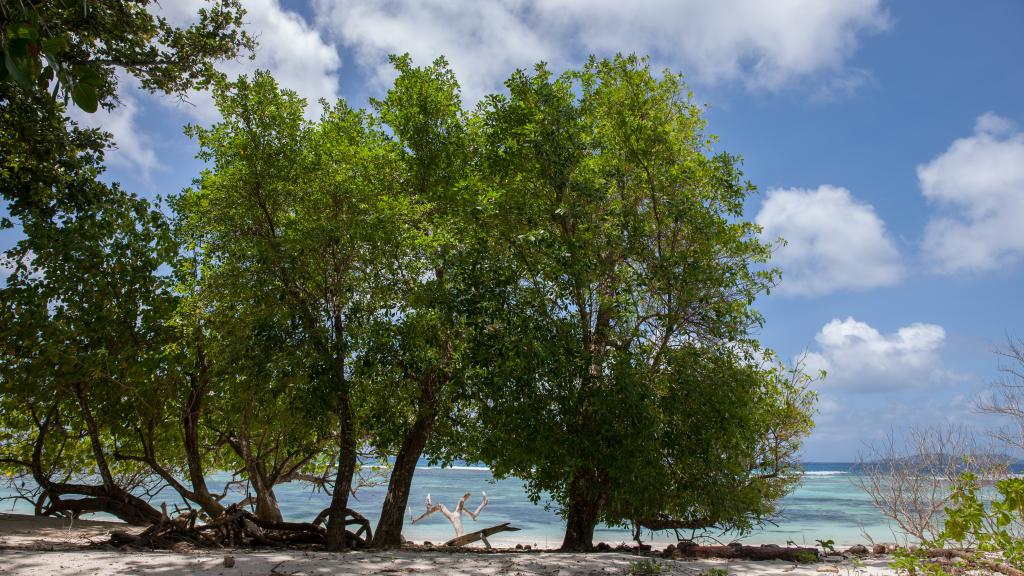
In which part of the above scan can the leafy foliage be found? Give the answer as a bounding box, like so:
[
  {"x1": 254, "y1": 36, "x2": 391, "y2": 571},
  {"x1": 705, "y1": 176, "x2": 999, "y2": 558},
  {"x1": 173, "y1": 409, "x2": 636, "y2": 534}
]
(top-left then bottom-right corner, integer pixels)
[
  {"x1": 1, "y1": 44, "x2": 815, "y2": 550},
  {"x1": 893, "y1": 472, "x2": 1024, "y2": 575},
  {"x1": 0, "y1": 0, "x2": 252, "y2": 218},
  {"x1": 0, "y1": 0, "x2": 252, "y2": 111},
  {"x1": 460, "y1": 54, "x2": 814, "y2": 549}
]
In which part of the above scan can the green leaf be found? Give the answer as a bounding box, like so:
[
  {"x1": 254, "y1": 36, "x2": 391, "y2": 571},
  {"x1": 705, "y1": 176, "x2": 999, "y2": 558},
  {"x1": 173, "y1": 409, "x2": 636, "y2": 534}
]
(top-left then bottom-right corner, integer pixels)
[
  {"x1": 6, "y1": 23, "x2": 39, "y2": 41},
  {"x1": 71, "y1": 82, "x2": 98, "y2": 113},
  {"x1": 6, "y1": 38, "x2": 30, "y2": 58},
  {"x1": 41, "y1": 37, "x2": 67, "y2": 55},
  {"x1": 74, "y1": 65, "x2": 103, "y2": 86},
  {"x1": 4, "y1": 52, "x2": 33, "y2": 88}
]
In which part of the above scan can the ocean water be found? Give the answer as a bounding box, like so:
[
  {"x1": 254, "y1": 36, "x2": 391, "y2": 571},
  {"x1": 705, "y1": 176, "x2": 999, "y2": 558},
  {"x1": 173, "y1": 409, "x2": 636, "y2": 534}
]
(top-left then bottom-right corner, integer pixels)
[{"x1": 2, "y1": 462, "x2": 899, "y2": 547}]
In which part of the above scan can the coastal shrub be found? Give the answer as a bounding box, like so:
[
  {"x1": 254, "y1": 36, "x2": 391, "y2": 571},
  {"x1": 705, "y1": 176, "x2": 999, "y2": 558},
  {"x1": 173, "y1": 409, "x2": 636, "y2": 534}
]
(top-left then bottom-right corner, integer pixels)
[
  {"x1": 891, "y1": 472, "x2": 1024, "y2": 575},
  {"x1": 794, "y1": 550, "x2": 819, "y2": 564}
]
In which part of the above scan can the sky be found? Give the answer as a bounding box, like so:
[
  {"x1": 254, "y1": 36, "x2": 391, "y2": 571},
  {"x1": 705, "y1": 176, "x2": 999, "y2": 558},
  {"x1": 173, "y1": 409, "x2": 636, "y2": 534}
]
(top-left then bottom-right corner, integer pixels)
[{"x1": 5, "y1": 0, "x2": 1024, "y2": 461}]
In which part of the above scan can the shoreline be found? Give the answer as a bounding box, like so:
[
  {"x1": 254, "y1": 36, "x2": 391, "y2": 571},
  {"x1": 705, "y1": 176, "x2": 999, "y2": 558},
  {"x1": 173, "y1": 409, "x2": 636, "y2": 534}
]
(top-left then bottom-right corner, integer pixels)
[{"x1": 0, "y1": 513, "x2": 901, "y2": 575}]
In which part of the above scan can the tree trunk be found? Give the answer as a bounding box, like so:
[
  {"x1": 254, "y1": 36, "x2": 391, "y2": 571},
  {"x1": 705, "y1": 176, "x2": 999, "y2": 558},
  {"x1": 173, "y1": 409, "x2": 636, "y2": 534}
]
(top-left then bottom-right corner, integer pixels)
[
  {"x1": 181, "y1": 343, "x2": 225, "y2": 518},
  {"x1": 560, "y1": 470, "x2": 607, "y2": 551},
  {"x1": 325, "y1": 409, "x2": 357, "y2": 550},
  {"x1": 30, "y1": 409, "x2": 162, "y2": 526},
  {"x1": 251, "y1": 484, "x2": 282, "y2": 523},
  {"x1": 371, "y1": 385, "x2": 438, "y2": 548},
  {"x1": 229, "y1": 432, "x2": 284, "y2": 523},
  {"x1": 326, "y1": 311, "x2": 357, "y2": 551}
]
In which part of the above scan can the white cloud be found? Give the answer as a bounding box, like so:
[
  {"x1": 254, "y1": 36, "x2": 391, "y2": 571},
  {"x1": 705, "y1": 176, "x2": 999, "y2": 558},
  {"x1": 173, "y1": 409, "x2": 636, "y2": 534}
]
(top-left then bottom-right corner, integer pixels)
[
  {"x1": 810, "y1": 68, "x2": 875, "y2": 103},
  {"x1": 919, "y1": 112, "x2": 1024, "y2": 273},
  {"x1": 756, "y1": 186, "x2": 903, "y2": 296},
  {"x1": 69, "y1": 76, "x2": 162, "y2": 176},
  {"x1": 63, "y1": 1, "x2": 342, "y2": 175},
  {"x1": 803, "y1": 317, "x2": 947, "y2": 392},
  {"x1": 157, "y1": 0, "x2": 342, "y2": 121},
  {"x1": 313, "y1": 1, "x2": 556, "y2": 103},
  {"x1": 313, "y1": 0, "x2": 888, "y2": 102}
]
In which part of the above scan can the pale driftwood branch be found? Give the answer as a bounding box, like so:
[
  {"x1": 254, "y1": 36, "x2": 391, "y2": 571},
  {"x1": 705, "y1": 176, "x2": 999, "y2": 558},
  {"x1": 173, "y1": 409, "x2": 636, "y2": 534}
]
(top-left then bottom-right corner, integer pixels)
[
  {"x1": 465, "y1": 491, "x2": 488, "y2": 520},
  {"x1": 409, "y1": 492, "x2": 489, "y2": 537}
]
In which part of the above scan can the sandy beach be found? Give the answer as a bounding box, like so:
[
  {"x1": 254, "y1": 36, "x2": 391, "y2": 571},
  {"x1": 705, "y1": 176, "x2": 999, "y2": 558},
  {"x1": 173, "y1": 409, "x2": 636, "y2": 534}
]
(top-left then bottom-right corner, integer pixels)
[{"x1": 0, "y1": 513, "x2": 900, "y2": 575}]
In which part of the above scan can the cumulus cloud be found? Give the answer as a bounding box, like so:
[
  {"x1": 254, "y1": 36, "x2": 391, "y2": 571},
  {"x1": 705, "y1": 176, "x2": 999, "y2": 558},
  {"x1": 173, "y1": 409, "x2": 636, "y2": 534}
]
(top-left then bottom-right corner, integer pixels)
[
  {"x1": 70, "y1": 88, "x2": 161, "y2": 176},
  {"x1": 313, "y1": 1, "x2": 556, "y2": 102},
  {"x1": 157, "y1": 0, "x2": 342, "y2": 121},
  {"x1": 919, "y1": 112, "x2": 1024, "y2": 273},
  {"x1": 803, "y1": 317, "x2": 947, "y2": 392},
  {"x1": 756, "y1": 186, "x2": 903, "y2": 296},
  {"x1": 313, "y1": 0, "x2": 888, "y2": 102},
  {"x1": 75, "y1": 0, "x2": 341, "y2": 174}
]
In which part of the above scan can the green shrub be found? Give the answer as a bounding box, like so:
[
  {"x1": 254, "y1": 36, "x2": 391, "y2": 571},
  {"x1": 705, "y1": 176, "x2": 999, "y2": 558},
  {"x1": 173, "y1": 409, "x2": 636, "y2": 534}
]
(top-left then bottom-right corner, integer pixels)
[{"x1": 892, "y1": 472, "x2": 1024, "y2": 574}]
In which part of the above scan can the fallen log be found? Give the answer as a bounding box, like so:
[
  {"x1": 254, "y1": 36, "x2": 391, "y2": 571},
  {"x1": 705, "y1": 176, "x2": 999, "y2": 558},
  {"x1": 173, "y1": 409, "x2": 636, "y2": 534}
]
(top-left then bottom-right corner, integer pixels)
[
  {"x1": 444, "y1": 523, "x2": 521, "y2": 549},
  {"x1": 673, "y1": 543, "x2": 819, "y2": 562}
]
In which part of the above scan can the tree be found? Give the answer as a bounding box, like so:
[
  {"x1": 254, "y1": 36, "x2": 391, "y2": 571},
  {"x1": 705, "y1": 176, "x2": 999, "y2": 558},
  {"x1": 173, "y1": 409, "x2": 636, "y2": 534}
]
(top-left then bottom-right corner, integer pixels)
[
  {"x1": 178, "y1": 70, "x2": 406, "y2": 549},
  {"x1": 464, "y1": 54, "x2": 810, "y2": 550},
  {"x1": 361, "y1": 54, "x2": 475, "y2": 549},
  {"x1": 0, "y1": 0, "x2": 252, "y2": 217},
  {"x1": 979, "y1": 338, "x2": 1024, "y2": 452},
  {"x1": 0, "y1": 181, "x2": 177, "y2": 524}
]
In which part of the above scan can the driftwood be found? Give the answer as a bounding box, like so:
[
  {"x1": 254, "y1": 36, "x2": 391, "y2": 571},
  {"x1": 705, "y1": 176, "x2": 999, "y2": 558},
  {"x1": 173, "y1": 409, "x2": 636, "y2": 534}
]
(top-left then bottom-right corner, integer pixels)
[
  {"x1": 673, "y1": 543, "x2": 819, "y2": 562},
  {"x1": 444, "y1": 522, "x2": 521, "y2": 549},
  {"x1": 926, "y1": 548, "x2": 1024, "y2": 576},
  {"x1": 105, "y1": 504, "x2": 372, "y2": 550},
  {"x1": 411, "y1": 492, "x2": 488, "y2": 538}
]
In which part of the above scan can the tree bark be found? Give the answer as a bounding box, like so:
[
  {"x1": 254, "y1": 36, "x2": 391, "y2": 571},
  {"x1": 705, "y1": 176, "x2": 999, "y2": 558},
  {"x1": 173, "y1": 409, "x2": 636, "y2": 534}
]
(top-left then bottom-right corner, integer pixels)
[
  {"x1": 371, "y1": 381, "x2": 438, "y2": 548},
  {"x1": 325, "y1": 400, "x2": 357, "y2": 550},
  {"x1": 325, "y1": 311, "x2": 358, "y2": 551},
  {"x1": 30, "y1": 408, "x2": 162, "y2": 526},
  {"x1": 560, "y1": 470, "x2": 607, "y2": 551},
  {"x1": 227, "y1": 432, "x2": 284, "y2": 523},
  {"x1": 181, "y1": 341, "x2": 225, "y2": 518}
]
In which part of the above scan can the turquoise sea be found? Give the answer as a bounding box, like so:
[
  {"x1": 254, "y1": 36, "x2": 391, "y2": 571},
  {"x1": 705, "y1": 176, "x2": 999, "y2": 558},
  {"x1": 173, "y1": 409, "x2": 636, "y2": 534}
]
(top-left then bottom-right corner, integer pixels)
[{"x1": 2, "y1": 462, "x2": 900, "y2": 547}]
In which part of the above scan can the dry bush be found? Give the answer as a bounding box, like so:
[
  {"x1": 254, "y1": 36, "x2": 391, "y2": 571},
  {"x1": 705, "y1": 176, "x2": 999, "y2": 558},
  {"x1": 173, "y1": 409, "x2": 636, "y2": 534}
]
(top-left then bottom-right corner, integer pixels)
[
  {"x1": 979, "y1": 338, "x2": 1024, "y2": 452},
  {"x1": 854, "y1": 424, "x2": 1008, "y2": 544}
]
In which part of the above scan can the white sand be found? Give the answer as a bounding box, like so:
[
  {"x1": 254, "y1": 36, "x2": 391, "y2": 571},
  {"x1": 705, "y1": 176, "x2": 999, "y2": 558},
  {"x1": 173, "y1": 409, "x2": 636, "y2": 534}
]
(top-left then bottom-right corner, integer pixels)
[{"x1": 0, "y1": 513, "x2": 899, "y2": 575}]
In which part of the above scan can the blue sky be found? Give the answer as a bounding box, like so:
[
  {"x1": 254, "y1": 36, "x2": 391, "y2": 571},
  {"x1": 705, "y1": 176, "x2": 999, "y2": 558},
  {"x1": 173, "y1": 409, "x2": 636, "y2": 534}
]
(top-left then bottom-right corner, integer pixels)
[{"x1": 6, "y1": 0, "x2": 1024, "y2": 461}]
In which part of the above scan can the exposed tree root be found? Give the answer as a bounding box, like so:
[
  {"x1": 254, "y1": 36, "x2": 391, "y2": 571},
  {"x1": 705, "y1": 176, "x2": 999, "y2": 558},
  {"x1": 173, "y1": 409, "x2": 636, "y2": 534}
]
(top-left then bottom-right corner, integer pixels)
[{"x1": 104, "y1": 504, "x2": 373, "y2": 551}]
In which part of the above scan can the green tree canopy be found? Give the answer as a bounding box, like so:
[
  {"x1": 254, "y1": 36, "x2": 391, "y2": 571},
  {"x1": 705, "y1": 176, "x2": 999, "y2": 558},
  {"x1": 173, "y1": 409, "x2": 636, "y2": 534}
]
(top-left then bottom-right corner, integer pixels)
[
  {"x1": 460, "y1": 54, "x2": 814, "y2": 550},
  {"x1": 0, "y1": 0, "x2": 252, "y2": 218}
]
